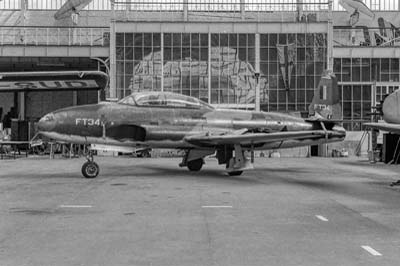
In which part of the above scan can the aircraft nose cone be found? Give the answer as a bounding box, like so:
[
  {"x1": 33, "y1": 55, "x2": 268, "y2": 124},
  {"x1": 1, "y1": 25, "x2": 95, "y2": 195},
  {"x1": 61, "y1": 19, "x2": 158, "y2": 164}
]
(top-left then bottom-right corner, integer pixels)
[
  {"x1": 38, "y1": 113, "x2": 57, "y2": 132},
  {"x1": 382, "y1": 90, "x2": 400, "y2": 124}
]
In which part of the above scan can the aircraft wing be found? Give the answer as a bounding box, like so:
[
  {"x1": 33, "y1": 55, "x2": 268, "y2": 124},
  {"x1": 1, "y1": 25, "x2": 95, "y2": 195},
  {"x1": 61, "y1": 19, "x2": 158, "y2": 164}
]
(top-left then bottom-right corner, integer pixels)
[
  {"x1": 364, "y1": 122, "x2": 400, "y2": 134},
  {"x1": 0, "y1": 71, "x2": 108, "y2": 92},
  {"x1": 185, "y1": 130, "x2": 342, "y2": 146}
]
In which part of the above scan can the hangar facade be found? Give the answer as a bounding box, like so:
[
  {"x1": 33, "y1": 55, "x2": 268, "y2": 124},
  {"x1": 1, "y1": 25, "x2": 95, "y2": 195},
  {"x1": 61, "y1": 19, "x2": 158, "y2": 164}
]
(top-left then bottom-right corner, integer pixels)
[{"x1": 0, "y1": 0, "x2": 399, "y2": 135}]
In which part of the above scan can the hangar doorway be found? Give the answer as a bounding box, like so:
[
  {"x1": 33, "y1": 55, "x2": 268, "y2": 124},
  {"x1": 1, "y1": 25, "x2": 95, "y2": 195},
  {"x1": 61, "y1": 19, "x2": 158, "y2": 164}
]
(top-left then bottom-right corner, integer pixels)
[{"x1": 0, "y1": 71, "x2": 108, "y2": 142}]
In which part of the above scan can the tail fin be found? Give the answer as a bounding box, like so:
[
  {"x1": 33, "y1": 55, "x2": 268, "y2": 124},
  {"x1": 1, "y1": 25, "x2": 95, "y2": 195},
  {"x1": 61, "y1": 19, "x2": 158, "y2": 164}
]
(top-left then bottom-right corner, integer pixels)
[{"x1": 308, "y1": 70, "x2": 342, "y2": 120}]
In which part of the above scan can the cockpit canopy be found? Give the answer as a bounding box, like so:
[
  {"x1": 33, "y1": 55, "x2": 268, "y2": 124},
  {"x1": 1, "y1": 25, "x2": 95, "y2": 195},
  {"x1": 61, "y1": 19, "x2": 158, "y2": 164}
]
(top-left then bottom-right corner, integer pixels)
[{"x1": 118, "y1": 92, "x2": 214, "y2": 110}]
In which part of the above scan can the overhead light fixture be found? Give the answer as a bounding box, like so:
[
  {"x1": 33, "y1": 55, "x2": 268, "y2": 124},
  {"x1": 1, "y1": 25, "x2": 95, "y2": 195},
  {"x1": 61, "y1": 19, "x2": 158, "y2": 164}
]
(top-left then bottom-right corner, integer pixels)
[{"x1": 37, "y1": 62, "x2": 65, "y2": 66}]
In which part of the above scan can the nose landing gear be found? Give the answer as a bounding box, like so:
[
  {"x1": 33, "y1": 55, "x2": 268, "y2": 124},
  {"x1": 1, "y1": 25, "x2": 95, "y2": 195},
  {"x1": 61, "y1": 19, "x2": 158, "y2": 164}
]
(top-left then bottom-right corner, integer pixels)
[{"x1": 81, "y1": 151, "x2": 99, "y2": 178}]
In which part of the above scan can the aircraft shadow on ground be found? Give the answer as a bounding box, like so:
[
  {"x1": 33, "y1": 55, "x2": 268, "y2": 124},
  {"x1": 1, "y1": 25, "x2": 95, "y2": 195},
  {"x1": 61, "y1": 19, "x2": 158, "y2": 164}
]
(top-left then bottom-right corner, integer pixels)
[
  {"x1": 109, "y1": 164, "x2": 263, "y2": 185},
  {"x1": 29, "y1": 164, "x2": 315, "y2": 184}
]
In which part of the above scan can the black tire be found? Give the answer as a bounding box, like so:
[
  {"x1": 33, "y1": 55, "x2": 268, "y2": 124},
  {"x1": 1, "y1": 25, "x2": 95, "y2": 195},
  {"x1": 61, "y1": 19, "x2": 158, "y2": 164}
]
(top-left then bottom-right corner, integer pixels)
[
  {"x1": 187, "y1": 158, "x2": 203, "y2": 172},
  {"x1": 81, "y1": 161, "x2": 100, "y2": 178},
  {"x1": 228, "y1": 171, "x2": 243, "y2": 176}
]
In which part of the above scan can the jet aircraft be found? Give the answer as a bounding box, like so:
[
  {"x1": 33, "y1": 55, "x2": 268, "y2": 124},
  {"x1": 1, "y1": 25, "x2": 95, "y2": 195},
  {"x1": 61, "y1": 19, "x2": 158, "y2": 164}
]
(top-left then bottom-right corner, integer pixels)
[
  {"x1": 364, "y1": 89, "x2": 400, "y2": 186},
  {"x1": 339, "y1": 0, "x2": 375, "y2": 26},
  {"x1": 364, "y1": 89, "x2": 400, "y2": 134},
  {"x1": 37, "y1": 71, "x2": 345, "y2": 178},
  {"x1": 54, "y1": 0, "x2": 93, "y2": 20}
]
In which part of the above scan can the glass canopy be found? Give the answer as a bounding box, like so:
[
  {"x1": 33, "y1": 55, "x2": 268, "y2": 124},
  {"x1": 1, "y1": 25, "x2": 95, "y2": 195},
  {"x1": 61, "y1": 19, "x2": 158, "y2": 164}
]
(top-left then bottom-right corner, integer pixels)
[{"x1": 119, "y1": 92, "x2": 214, "y2": 109}]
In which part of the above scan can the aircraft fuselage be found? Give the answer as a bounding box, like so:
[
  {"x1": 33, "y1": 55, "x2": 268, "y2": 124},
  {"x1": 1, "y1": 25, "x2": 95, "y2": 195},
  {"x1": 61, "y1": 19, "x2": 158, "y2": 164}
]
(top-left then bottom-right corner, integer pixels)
[{"x1": 38, "y1": 101, "x2": 343, "y2": 151}]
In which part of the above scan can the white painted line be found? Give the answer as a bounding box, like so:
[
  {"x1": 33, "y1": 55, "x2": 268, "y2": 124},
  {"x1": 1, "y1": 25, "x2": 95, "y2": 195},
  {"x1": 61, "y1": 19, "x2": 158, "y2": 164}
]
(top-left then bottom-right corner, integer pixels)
[
  {"x1": 316, "y1": 215, "x2": 329, "y2": 222},
  {"x1": 202, "y1": 206, "x2": 233, "y2": 208},
  {"x1": 59, "y1": 205, "x2": 93, "y2": 208},
  {"x1": 361, "y1": 246, "x2": 382, "y2": 256}
]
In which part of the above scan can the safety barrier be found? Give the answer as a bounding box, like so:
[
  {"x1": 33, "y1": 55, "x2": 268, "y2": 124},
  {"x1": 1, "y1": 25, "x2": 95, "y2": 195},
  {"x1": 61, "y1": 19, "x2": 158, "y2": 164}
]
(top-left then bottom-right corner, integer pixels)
[{"x1": 0, "y1": 27, "x2": 110, "y2": 46}]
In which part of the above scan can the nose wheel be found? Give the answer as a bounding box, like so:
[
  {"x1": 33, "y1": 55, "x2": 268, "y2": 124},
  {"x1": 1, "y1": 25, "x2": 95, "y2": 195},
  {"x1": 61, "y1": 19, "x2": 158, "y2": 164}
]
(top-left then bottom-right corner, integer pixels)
[
  {"x1": 81, "y1": 150, "x2": 99, "y2": 178},
  {"x1": 81, "y1": 161, "x2": 99, "y2": 178}
]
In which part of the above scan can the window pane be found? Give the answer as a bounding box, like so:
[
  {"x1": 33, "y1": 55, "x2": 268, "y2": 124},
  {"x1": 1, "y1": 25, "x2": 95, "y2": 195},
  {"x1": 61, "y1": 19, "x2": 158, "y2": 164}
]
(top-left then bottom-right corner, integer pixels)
[
  {"x1": 260, "y1": 34, "x2": 268, "y2": 47},
  {"x1": 173, "y1": 33, "x2": 181, "y2": 46},
  {"x1": 229, "y1": 34, "x2": 238, "y2": 48},
  {"x1": 269, "y1": 34, "x2": 277, "y2": 46},
  {"x1": 164, "y1": 33, "x2": 172, "y2": 46},
  {"x1": 220, "y1": 34, "x2": 228, "y2": 46},
  {"x1": 191, "y1": 33, "x2": 199, "y2": 47},
  {"x1": 248, "y1": 34, "x2": 255, "y2": 46},
  {"x1": 239, "y1": 34, "x2": 247, "y2": 46},
  {"x1": 153, "y1": 34, "x2": 161, "y2": 47},
  {"x1": 182, "y1": 33, "x2": 190, "y2": 46},
  {"x1": 200, "y1": 34, "x2": 208, "y2": 46},
  {"x1": 144, "y1": 33, "x2": 152, "y2": 46},
  {"x1": 134, "y1": 33, "x2": 143, "y2": 46},
  {"x1": 353, "y1": 85, "x2": 362, "y2": 101},
  {"x1": 125, "y1": 33, "x2": 133, "y2": 46}
]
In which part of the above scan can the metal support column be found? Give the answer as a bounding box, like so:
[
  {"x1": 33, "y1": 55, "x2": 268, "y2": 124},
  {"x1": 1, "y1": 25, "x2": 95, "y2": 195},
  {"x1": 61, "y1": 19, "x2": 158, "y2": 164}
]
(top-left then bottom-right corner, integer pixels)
[
  {"x1": 109, "y1": 1, "x2": 117, "y2": 100},
  {"x1": 19, "y1": 92, "x2": 25, "y2": 120},
  {"x1": 161, "y1": 32, "x2": 164, "y2": 92},
  {"x1": 240, "y1": 0, "x2": 245, "y2": 20},
  {"x1": 183, "y1": 0, "x2": 188, "y2": 21},
  {"x1": 208, "y1": 32, "x2": 212, "y2": 104},
  {"x1": 327, "y1": 0, "x2": 333, "y2": 70},
  {"x1": 21, "y1": 0, "x2": 27, "y2": 26},
  {"x1": 255, "y1": 33, "x2": 260, "y2": 111}
]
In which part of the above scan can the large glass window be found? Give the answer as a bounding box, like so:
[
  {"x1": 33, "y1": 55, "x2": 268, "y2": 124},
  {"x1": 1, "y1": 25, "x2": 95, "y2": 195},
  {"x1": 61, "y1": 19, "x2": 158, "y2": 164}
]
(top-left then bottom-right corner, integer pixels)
[
  {"x1": 116, "y1": 31, "x2": 327, "y2": 111},
  {"x1": 116, "y1": 32, "x2": 162, "y2": 99},
  {"x1": 260, "y1": 33, "x2": 327, "y2": 112},
  {"x1": 210, "y1": 33, "x2": 256, "y2": 105},
  {"x1": 334, "y1": 57, "x2": 400, "y2": 130},
  {"x1": 163, "y1": 33, "x2": 208, "y2": 102},
  {"x1": 339, "y1": 85, "x2": 372, "y2": 131}
]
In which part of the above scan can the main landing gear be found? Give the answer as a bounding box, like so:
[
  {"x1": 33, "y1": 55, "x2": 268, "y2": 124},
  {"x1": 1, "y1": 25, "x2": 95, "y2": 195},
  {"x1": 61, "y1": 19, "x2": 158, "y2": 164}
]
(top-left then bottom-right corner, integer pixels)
[
  {"x1": 179, "y1": 149, "x2": 214, "y2": 172},
  {"x1": 187, "y1": 158, "x2": 204, "y2": 171},
  {"x1": 81, "y1": 150, "x2": 99, "y2": 178},
  {"x1": 225, "y1": 145, "x2": 253, "y2": 176}
]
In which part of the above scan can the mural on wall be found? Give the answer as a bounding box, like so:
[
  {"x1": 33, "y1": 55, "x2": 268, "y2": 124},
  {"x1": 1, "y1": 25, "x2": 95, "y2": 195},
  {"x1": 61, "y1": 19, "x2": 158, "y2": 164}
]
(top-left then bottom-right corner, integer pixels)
[
  {"x1": 129, "y1": 47, "x2": 269, "y2": 105},
  {"x1": 116, "y1": 32, "x2": 327, "y2": 111},
  {"x1": 336, "y1": 0, "x2": 400, "y2": 46}
]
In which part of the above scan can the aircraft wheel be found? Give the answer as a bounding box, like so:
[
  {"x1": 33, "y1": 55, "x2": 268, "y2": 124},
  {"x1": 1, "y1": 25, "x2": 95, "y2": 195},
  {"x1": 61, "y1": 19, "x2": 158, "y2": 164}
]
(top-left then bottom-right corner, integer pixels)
[
  {"x1": 228, "y1": 171, "x2": 243, "y2": 176},
  {"x1": 81, "y1": 161, "x2": 100, "y2": 178},
  {"x1": 187, "y1": 159, "x2": 203, "y2": 171}
]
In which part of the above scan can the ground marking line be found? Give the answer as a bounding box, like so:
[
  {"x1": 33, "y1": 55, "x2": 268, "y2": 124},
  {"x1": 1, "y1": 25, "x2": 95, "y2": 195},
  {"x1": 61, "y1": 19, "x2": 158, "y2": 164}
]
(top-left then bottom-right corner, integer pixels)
[
  {"x1": 59, "y1": 205, "x2": 93, "y2": 208},
  {"x1": 202, "y1": 206, "x2": 233, "y2": 208},
  {"x1": 315, "y1": 215, "x2": 329, "y2": 222},
  {"x1": 361, "y1": 246, "x2": 382, "y2": 256}
]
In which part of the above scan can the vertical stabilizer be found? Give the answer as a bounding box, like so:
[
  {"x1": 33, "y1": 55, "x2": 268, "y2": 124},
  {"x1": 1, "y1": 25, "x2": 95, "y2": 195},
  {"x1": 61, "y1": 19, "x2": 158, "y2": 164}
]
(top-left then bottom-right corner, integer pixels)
[{"x1": 308, "y1": 70, "x2": 342, "y2": 120}]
